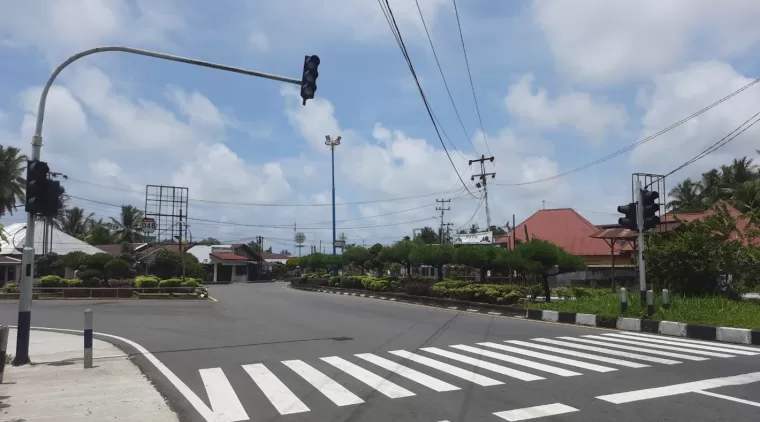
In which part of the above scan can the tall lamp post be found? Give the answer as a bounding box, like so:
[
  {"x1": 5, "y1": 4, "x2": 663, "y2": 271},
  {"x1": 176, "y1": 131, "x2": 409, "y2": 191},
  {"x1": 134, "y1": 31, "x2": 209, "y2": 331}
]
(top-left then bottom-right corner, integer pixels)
[{"x1": 325, "y1": 135, "x2": 342, "y2": 257}]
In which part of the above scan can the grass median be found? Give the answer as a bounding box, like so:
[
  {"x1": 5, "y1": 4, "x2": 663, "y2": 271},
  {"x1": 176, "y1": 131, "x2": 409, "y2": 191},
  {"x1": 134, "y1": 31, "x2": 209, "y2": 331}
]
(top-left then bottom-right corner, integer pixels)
[{"x1": 526, "y1": 292, "x2": 760, "y2": 330}]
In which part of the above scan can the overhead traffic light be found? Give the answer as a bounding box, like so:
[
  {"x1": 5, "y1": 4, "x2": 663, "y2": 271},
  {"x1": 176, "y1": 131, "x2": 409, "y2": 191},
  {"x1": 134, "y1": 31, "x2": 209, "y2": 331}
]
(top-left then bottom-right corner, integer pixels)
[
  {"x1": 641, "y1": 189, "x2": 660, "y2": 230},
  {"x1": 617, "y1": 202, "x2": 638, "y2": 230},
  {"x1": 41, "y1": 180, "x2": 65, "y2": 218},
  {"x1": 25, "y1": 160, "x2": 50, "y2": 215},
  {"x1": 300, "y1": 55, "x2": 320, "y2": 106}
]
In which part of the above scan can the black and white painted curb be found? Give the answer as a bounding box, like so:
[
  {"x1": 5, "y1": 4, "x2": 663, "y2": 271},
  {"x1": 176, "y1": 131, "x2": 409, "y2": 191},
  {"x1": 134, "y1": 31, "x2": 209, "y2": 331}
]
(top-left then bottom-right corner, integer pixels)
[
  {"x1": 290, "y1": 284, "x2": 522, "y2": 317},
  {"x1": 525, "y1": 309, "x2": 760, "y2": 346}
]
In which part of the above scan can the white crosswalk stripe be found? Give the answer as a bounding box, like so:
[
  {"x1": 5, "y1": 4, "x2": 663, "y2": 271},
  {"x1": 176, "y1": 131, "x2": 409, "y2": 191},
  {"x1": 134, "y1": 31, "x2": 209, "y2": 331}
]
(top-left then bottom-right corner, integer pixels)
[
  {"x1": 619, "y1": 331, "x2": 760, "y2": 352},
  {"x1": 196, "y1": 333, "x2": 758, "y2": 418},
  {"x1": 532, "y1": 337, "x2": 682, "y2": 365},
  {"x1": 583, "y1": 334, "x2": 735, "y2": 358},
  {"x1": 606, "y1": 332, "x2": 759, "y2": 355}
]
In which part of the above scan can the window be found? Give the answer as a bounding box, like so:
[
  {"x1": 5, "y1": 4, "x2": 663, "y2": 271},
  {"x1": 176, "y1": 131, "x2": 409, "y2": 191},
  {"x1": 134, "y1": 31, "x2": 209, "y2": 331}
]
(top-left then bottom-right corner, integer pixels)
[{"x1": 235, "y1": 265, "x2": 247, "y2": 276}]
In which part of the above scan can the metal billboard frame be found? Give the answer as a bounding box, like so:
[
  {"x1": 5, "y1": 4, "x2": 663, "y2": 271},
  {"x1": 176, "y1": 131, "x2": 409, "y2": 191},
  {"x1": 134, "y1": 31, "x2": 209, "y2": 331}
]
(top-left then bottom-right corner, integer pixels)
[{"x1": 144, "y1": 185, "x2": 189, "y2": 243}]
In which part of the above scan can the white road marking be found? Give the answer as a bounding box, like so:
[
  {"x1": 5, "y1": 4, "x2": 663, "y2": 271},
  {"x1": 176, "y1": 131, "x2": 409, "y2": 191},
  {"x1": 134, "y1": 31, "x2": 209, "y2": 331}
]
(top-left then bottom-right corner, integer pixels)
[
  {"x1": 198, "y1": 368, "x2": 249, "y2": 422},
  {"x1": 452, "y1": 344, "x2": 581, "y2": 377},
  {"x1": 610, "y1": 332, "x2": 759, "y2": 355},
  {"x1": 419, "y1": 347, "x2": 545, "y2": 381},
  {"x1": 355, "y1": 353, "x2": 460, "y2": 392},
  {"x1": 282, "y1": 359, "x2": 364, "y2": 407},
  {"x1": 243, "y1": 363, "x2": 310, "y2": 415},
  {"x1": 479, "y1": 342, "x2": 617, "y2": 372},
  {"x1": 493, "y1": 403, "x2": 579, "y2": 421},
  {"x1": 533, "y1": 337, "x2": 681, "y2": 365},
  {"x1": 584, "y1": 335, "x2": 735, "y2": 358},
  {"x1": 388, "y1": 350, "x2": 504, "y2": 386},
  {"x1": 620, "y1": 331, "x2": 760, "y2": 352},
  {"x1": 321, "y1": 356, "x2": 415, "y2": 399},
  {"x1": 597, "y1": 371, "x2": 760, "y2": 404},
  {"x1": 505, "y1": 340, "x2": 650, "y2": 368},
  {"x1": 694, "y1": 390, "x2": 760, "y2": 407},
  {"x1": 562, "y1": 336, "x2": 708, "y2": 361}
]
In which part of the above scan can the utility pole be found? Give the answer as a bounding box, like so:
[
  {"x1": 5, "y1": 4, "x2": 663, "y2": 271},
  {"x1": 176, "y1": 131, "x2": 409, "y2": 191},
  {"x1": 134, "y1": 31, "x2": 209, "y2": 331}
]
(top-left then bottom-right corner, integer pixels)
[
  {"x1": 325, "y1": 135, "x2": 342, "y2": 259},
  {"x1": 444, "y1": 222, "x2": 454, "y2": 244},
  {"x1": 436, "y1": 199, "x2": 450, "y2": 244},
  {"x1": 470, "y1": 155, "x2": 495, "y2": 230}
]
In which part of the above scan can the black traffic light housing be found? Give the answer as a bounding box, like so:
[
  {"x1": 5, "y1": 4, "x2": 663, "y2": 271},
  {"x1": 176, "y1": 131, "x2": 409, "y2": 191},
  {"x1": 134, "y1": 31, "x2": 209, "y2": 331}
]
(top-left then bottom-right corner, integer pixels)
[
  {"x1": 41, "y1": 180, "x2": 65, "y2": 218},
  {"x1": 617, "y1": 202, "x2": 638, "y2": 230},
  {"x1": 641, "y1": 189, "x2": 660, "y2": 230},
  {"x1": 300, "y1": 55, "x2": 320, "y2": 105},
  {"x1": 25, "y1": 160, "x2": 50, "y2": 215}
]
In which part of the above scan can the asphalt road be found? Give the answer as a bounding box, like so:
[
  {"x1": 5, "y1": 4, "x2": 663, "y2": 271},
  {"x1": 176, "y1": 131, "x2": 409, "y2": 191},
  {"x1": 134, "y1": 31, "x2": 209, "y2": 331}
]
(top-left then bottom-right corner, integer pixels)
[{"x1": 1, "y1": 282, "x2": 759, "y2": 422}]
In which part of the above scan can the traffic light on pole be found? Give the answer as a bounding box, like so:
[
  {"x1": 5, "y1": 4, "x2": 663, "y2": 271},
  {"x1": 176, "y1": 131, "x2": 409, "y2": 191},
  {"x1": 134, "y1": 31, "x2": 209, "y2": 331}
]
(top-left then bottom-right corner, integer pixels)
[
  {"x1": 300, "y1": 55, "x2": 320, "y2": 106},
  {"x1": 617, "y1": 202, "x2": 638, "y2": 230},
  {"x1": 42, "y1": 180, "x2": 65, "y2": 218},
  {"x1": 25, "y1": 160, "x2": 50, "y2": 215},
  {"x1": 641, "y1": 189, "x2": 660, "y2": 230}
]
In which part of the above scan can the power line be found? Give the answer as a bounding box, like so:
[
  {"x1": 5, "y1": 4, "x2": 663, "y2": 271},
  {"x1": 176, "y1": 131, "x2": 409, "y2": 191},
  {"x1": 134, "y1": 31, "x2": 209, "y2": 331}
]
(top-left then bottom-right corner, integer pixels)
[
  {"x1": 452, "y1": 0, "x2": 491, "y2": 155},
  {"x1": 415, "y1": 0, "x2": 479, "y2": 156},
  {"x1": 492, "y1": 77, "x2": 760, "y2": 188},
  {"x1": 458, "y1": 197, "x2": 483, "y2": 232},
  {"x1": 377, "y1": 0, "x2": 480, "y2": 200}
]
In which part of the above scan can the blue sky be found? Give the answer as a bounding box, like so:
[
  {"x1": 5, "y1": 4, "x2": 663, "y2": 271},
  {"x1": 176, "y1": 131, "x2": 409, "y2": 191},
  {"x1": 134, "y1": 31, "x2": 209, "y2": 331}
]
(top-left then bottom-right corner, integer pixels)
[{"x1": 1, "y1": 0, "x2": 760, "y2": 253}]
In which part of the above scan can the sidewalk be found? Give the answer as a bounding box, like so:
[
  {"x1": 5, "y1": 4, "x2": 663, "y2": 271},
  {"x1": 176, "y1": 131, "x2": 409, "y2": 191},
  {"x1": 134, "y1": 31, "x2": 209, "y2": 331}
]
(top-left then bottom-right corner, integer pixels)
[{"x1": 0, "y1": 328, "x2": 179, "y2": 422}]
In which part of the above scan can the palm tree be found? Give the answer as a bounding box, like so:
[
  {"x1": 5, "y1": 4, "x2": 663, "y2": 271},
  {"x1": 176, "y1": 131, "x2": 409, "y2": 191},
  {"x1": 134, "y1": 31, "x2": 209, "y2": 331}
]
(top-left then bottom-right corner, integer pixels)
[
  {"x1": 55, "y1": 206, "x2": 94, "y2": 237},
  {"x1": 0, "y1": 145, "x2": 28, "y2": 217},
  {"x1": 110, "y1": 205, "x2": 144, "y2": 243},
  {"x1": 668, "y1": 178, "x2": 702, "y2": 212}
]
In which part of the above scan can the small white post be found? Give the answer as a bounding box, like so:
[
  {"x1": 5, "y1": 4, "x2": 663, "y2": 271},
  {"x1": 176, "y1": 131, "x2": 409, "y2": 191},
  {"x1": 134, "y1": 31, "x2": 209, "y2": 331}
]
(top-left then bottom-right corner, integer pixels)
[
  {"x1": 84, "y1": 309, "x2": 93, "y2": 369},
  {"x1": 662, "y1": 289, "x2": 670, "y2": 310}
]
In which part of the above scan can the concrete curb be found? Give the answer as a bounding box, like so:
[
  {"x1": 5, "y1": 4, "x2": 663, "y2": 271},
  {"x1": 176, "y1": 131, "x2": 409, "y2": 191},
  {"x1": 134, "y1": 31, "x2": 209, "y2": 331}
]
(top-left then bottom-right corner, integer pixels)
[
  {"x1": 525, "y1": 309, "x2": 760, "y2": 345},
  {"x1": 289, "y1": 283, "x2": 524, "y2": 317}
]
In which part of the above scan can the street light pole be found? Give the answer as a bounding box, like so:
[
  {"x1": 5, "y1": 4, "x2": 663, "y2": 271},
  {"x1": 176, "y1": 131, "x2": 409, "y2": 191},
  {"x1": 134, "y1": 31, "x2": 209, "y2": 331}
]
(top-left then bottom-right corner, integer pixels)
[
  {"x1": 325, "y1": 135, "x2": 342, "y2": 256},
  {"x1": 14, "y1": 46, "x2": 304, "y2": 366}
]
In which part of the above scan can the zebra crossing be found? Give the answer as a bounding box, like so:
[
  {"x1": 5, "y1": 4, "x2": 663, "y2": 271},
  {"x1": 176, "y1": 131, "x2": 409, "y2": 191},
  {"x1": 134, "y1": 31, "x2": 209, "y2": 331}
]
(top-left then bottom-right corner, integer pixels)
[{"x1": 196, "y1": 331, "x2": 760, "y2": 421}]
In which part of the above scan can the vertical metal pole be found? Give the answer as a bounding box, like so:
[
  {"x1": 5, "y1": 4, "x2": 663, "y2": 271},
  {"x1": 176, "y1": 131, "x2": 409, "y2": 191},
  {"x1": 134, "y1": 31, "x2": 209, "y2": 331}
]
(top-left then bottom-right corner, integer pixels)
[
  {"x1": 620, "y1": 288, "x2": 627, "y2": 314},
  {"x1": 0, "y1": 325, "x2": 9, "y2": 382},
  {"x1": 84, "y1": 309, "x2": 93, "y2": 369},
  {"x1": 331, "y1": 145, "x2": 337, "y2": 256},
  {"x1": 635, "y1": 180, "x2": 647, "y2": 304}
]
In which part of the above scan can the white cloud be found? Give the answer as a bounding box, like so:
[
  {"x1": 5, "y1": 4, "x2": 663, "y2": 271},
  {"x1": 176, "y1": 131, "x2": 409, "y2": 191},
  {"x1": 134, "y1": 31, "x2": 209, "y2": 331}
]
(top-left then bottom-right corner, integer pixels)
[
  {"x1": 249, "y1": 31, "x2": 269, "y2": 52},
  {"x1": 505, "y1": 74, "x2": 628, "y2": 143},
  {"x1": 631, "y1": 61, "x2": 760, "y2": 179},
  {"x1": 532, "y1": 0, "x2": 760, "y2": 85}
]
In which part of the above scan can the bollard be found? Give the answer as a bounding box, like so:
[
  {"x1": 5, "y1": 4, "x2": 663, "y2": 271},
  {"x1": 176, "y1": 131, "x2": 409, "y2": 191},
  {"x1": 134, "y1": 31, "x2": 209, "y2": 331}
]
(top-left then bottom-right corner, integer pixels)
[
  {"x1": 0, "y1": 325, "x2": 8, "y2": 383},
  {"x1": 84, "y1": 309, "x2": 93, "y2": 369},
  {"x1": 620, "y1": 288, "x2": 627, "y2": 314},
  {"x1": 647, "y1": 290, "x2": 654, "y2": 316},
  {"x1": 662, "y1": 289, "x2": 670, "y2": 310}
]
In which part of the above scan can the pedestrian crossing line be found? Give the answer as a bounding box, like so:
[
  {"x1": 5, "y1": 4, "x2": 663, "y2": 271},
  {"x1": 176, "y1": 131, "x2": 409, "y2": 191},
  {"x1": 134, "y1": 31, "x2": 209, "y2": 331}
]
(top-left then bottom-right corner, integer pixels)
[
  {"x1": 532, "y1": 338, "x2": 682, "y2": 365},
  {"x1": 355, "y1": 353, "x2": 460, "y2": 392},
  {"x1": 505, "y1": 340, "x2": 650, "y2": 369},
  {"x1": 282, "y1": 359, "x2": 365, "y2": 407},
  {"x1": 418, "y1": 347, "x2": 546, "y2": 382},
  {"x1": 198, "y1": 367, "x2": 249, "y2": 422},
  {"x1": 556, "y1": 336, "x2": 709, "y2": 361},
  {"x1": 449, "y1": 344, "x2": 582, "y2": 377},
  {"x1": 320, "y1": 356, "x2": 416, "y2": 399},
  {"x1": 608, "y1": 332, "x2": 759, "y2": 355},
  {"x1": 242, "y1": 363, "x2": 310, "y2": 415},
  {"x1": 619, "y1": 331, "x2": 760, "y2": 352},
  {"x1": 388, "y1": 350, "x2": 504, "y2": 386},
  {"x1": 583, "y1": 335, "x2": 735, "y2": 358},
  {"x1": 478, "y1": 342, "x2": 617, "y2": 373},
  {"x1": 494, "y1": 403, "x2": 579, "y2": 421}
]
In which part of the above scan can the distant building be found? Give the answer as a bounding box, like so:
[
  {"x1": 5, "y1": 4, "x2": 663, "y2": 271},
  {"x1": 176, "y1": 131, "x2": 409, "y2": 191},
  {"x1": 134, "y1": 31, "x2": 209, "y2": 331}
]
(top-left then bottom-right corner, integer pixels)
[{"x1": 186, "y1": 244, "x2": 262, "y2": 283}]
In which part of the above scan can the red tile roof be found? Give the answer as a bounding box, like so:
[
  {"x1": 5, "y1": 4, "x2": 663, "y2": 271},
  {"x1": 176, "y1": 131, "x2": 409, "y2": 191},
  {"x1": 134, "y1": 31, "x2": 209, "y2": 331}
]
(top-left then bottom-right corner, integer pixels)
[
  {"x1": 662, "y1": 201, "x2": 756, "y2": 245},
  {"x1": 210, "y1": 253, "x2": 249, "y2": 261},
  {"x1": 514, "y1": 208, "x2": 619, "y2": 256}
]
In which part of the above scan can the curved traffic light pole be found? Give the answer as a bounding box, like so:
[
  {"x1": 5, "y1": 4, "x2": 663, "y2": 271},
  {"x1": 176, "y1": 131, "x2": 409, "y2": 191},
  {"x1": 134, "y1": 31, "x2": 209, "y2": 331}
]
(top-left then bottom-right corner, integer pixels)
[{"x1": 14, "y1": 46, "x2": 304, "y2": 366}]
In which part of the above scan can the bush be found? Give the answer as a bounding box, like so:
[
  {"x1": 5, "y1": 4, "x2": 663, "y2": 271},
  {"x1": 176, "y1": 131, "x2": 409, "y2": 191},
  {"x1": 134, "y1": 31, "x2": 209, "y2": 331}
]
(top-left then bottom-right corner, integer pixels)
[
  {"x1": 85, "y1": 253, "x2": 114, "y2": 271},
  {"x1": 404, "y1": 282, "x2": 434, "y2": 296},
  {"x1": 135, "y1": 275, "x2": 159, "y2": 288},
  {"x1": 63, "y1": 251, "x2": 88, "y2": 270},
  {"x1": 68, "y1": 279, "x2": 83, "y2": 287},
  {"x1": 3, "y1": 283, "x2": 18, "y2": 293},
  {"x1": 159, "y1": 278, "x2": 183, "y2": 288},
  {"x1": 429, "y1": 280, "x2": 530, "y2": 305},
  {"x1": 107, "y1": 279, "x2": 133, "y2": 287},
  {"x1": 181, "y1": 280, "x2": 202, "y2": 288},
  {"x1": 104, "y1": 259, "x2": 132, "y2": 279},
  {"x1": 40, "y1": 275, "x2": 64, "y2": 287}
]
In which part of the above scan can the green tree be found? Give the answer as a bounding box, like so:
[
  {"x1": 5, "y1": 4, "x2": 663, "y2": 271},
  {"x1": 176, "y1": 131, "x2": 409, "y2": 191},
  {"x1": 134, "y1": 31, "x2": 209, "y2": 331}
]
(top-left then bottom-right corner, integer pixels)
[
  {"x1": 0, "y1": 145, "x2": 27, "y2": 217},
  {"x1": 669, "y1": 155, "x2": 760, "y2": 213},
  {"x1": 454, "y1": 245, "x2": 501, "y2": 282},
  {"x1": 409, "y1": 243, "x2": 454, "y2": 281},
  {"x1": 381, "y1": 239, "x2": 415, "y2": 276},
  {"x1": 110, "y1": 205, "x2": 144, "y2": 243},
  {"x1": 285, "y1": 258, "x2": 299, "y2": 270},
  {"x1": 489, "y1": 225, "x2": 507, "y2": 236},
  {"x1": 55, "y1": 206, "x2": 94, "y2": 237},
  {"x1": 416, "y1": 226, "x2": 439, "y2": 244},
  {"x1": 342, "y1": 246, "x2": 372, "y2": 274},
  {"x1": 516, "y1": 239, "x2": 585, "y2": 302},
  {"x1": 85, "y1": 224, "x2": 116, "y2": 244},
  {"x1": 104, "y1": 258, "x2": 132, "y2": 279},
  {"x1": 368, "y1": 243, "x2": 385, "y2": 275}
]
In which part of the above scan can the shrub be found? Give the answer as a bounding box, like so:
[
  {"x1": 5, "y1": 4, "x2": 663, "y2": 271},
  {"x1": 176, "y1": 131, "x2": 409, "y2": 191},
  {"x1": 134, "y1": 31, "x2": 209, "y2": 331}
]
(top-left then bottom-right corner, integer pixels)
[
  {"x1": 307, "y1": 277, "x2": 329, "y2": 287},
  {"x1": 67, "y1": 279, "x2": 83, "y2": 287},
  {"x1": 338, "y1": 276, "x2": 364, "y2": 289},
  {"x1": 180, "y1": 280, "x2": 201, "y2": 288},
  {"x1": 404, "y1": 282, "x2": 433, "y2": 296},
  {"x1": 135, "y1": 275, "x2": 159, "y2": 288},
  {"x1": 40, "y1": 275, "x2": 64, "y2": 287},
  {"x1": 63, "y1": 251, "x2": 88, "y2": 270},
  {"x1": 107, "y1": 279, "x2": 133, "y2": 287},
  {"x1": 80, "y1": 269, "x2": 104, "y2": 286},
  {"x1": 85, "y1": 253, "x2": 114, "y2": 271},
  {"x1": 428, "y1": 280, "x2": 531, "y2": 305},
  {"x1": 159, "y1": 278, "x2": 183, "y2": 288},
  {"x1": 104, "y1": 259, "x2": 132, "y2": 279},
  {"x1": 3, "y1": 283, "x2": 18, "y2": 293}
]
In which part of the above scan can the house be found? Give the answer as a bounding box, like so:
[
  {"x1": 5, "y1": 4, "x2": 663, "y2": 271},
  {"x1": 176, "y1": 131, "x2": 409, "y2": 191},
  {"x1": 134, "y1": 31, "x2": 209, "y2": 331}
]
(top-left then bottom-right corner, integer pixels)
[
  {"x1": 186, "y1": 244, "x2": 263, "y2": 283},
  {"x1": 0, "y1": 222, "x2": 106, "y2": 284},
  {"x1": 262, "y1": 253, "x2": 289, "y2": 273}
]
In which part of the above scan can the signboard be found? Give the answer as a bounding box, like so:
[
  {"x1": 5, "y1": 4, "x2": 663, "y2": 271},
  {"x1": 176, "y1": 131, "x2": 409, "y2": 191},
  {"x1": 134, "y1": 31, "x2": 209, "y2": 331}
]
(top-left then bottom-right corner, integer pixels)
[
  {"x1": 453, "y1": 231, "x2": 493, "y2": 245},
  {"x1": 140, "y1": 218, "x2": 157, "y2": 234}
]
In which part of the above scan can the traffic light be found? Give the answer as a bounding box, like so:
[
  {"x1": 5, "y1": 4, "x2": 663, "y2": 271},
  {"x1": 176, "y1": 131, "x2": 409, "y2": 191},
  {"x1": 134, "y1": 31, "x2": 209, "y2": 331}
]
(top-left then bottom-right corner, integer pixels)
[
  {"x1": 641, "y1": 189, "x2": 660, "y2": 230},
  {"x1": 300, "y1": 55, "x2": 320, "y2": 105},
  {"x1": 25, "y1": 160, "x2": 50, "y2": 215},
  {"x1": 617, "y1": 202, "x2": 638, "y2": 230},
  {"x1": 41, "y1": 180, "x2": 65, "y2": 218}
]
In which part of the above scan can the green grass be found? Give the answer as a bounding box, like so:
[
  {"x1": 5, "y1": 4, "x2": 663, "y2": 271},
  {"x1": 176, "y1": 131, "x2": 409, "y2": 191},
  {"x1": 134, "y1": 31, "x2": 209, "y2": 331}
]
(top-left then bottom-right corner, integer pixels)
[{"x1": 526, "y1": 293, "x2": 760, "y2": 330}]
